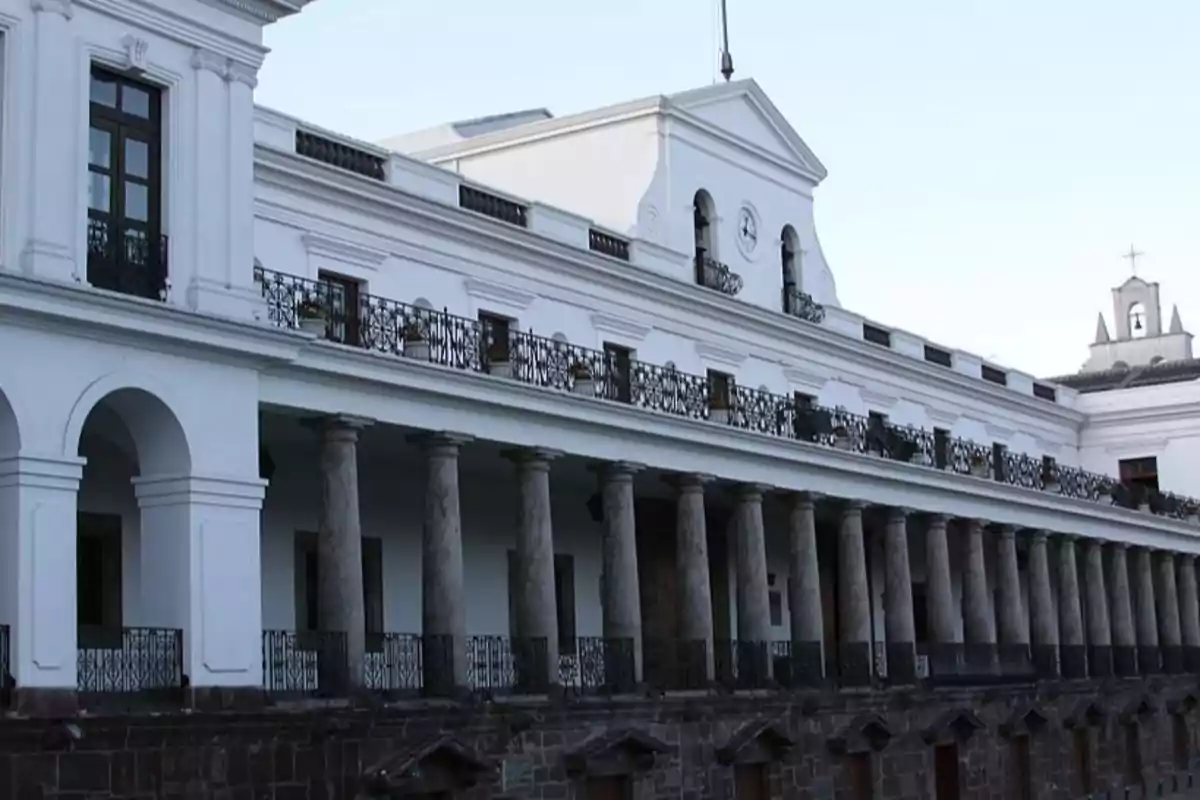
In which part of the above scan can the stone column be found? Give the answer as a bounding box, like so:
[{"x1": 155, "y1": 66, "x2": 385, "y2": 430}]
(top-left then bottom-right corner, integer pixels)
[
  {"x1": 925, "y1": 514, "x2": 959, "y2": 675},
  {"x1": 787, "y1": 492, "x2": 824, "y2": 685},
  {"x1": 1083, "y1": 539, "x2": 1112, "y2": 677},
  {"x1": 838, "y1": 501, "x2": 872, "y2": 686},
  {"x1": 317, "y1": 416, "x2": 371, "y2": 690},
  {"x1": 1177, "y1": 554, "x2": 1200, "y2": 673},
  {"x1": 734, "y1": 484, "x2": 772, "y2": 684},
  {"x1": 994, "y1": 526, "x2": 1027, "y2": 670},
  {"x1": 674, "y1": 473, "x2": 715, "y2": 682},
  {"x1": 883, "y1": 507, "x2": 916, "y2": 684},
  {"x1": 416, "y1": 433, "x2": 470, "y2": 694},
  {"x1": 0, "y1": 455, "x2": 84, "y2": 712},
  {"x1": 1156, "y1": 550, "x2": 1183, "y2": 673},
  {"x1": 22, "y1": 0, "x2": 78, "y2": 282},
  {"x1": 961, "y1": 519, "x2": 996, "y2": 670},
  {"x1": 1028, "y1": 532, "x2": 1059, "y2": 677},
  {"x1": 507, "y1": 448, "x2": 561, "y2": 690},
  {"x1": 595, "y1": 462, "x2": 643, "y2": 686},
  {"x1": 1057, "y1": 535, "x2": 1086, "y2": 679},
  {"x1": 1108, "y1": 543, "x2": 1137, "y2": 677},
  {"x1": 1133, "y1": 547, "x2": 1160, "y2": 674}
]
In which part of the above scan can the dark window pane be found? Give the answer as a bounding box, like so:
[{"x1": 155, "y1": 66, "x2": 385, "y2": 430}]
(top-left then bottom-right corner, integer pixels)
[
  {"x1": 90, "y1": 75, "x2": 117, "y2": 107},
  {"x1": 121, "y1": 85, "x2": 150, "y2": 118},
  {"x1": 88, "y1": 173, "x2": 110, "y2": 212},
  {"x1": 124, "y1": 138, "x2": 149, "y2": 178},
  {"x1": 89, "y1": 127, "x2": 111, "y2": 168},
  {"x1": 124, "y1": 182, "x2": 149, "y2": 221}
]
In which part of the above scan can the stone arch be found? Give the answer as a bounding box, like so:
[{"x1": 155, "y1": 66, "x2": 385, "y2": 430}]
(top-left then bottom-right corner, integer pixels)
[
  {"x1": 781, "y1": 224, "x2": 800, "y2": 289},
  {"x1": 693, "y1": 189, "x2": 718, "y2": 261},
  {"x1": 0, "y1": 387, "x2": 20, "y2": 457},
  {"x1": 64, "y1": 374, "x2": 191, "y2": 476}
]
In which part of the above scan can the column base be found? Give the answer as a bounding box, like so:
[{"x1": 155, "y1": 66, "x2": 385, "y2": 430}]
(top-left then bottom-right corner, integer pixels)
[
  {"x1": 1087, "y1": 645, "x2": 1113, "y2": 678},
  {"x1": 998, "y1": 644, "x2": 1033, "y2": 677},
  {"x1": 927, "y1": 643, "x2": 964, "y2": 677},
  {"x1": 188, "y1": 686, "x2": 266, "y2": 712},
  {"x1": 1060, "y1": 645, "x2": 1088, "y2": 679},
  {"x1": 1113, "y1": 646, "x2": 1138, "y2": 677},
  {"x1": 885, "y1": 642, "x2": 916, "y2": 686},
  {"x1": 1031, "y1": 645, "x2": 1059, "y2": 679},
  {"x1": 1184, "y1": 646, "x2": 1200, "y2": 674},
  {"x1": 642, "y1": 639, "x2": 709, "y2": 691},
  {"x1": 837, "y1": 642, "x2": 872, "y2": 687},
  {"x1": 1162, "y1": 645, "x2": 1184, "y2": 674},
  {"x1": 1138, "y1": 646, "x2": 1161, "y2": 675},
  {"x1": 963, "y1": 643, "x2": 997, "y2": 674},
  {"x1": 787, "y1": 641, "x2": 824, "y2": 688},
  {"x1": 13, "y1": 687, "x2": 78, "y2": 717}
]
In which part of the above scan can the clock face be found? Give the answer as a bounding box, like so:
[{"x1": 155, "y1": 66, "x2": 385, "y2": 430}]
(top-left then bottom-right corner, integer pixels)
[{"x1": 737, "y1": 206, "x2": 759, "y2": 256}]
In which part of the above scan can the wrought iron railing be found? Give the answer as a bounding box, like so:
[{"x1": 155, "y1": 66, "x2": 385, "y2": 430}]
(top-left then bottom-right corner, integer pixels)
[
  {"x1": 465, "y1": 635, "x2": 549, "y2": 694},
  {"x1": 295, "y1": 129, "x2": 385, "y2": 181},
  {"x1": 694, "y1": 254, "x2": 743, "y2": 296},
  {"x1": 86, "y1": 215, "x2": 169, "y2": 301},
  {"x1": 262, "y1": 629, "x2": 349, "y2": 697},
  {"x1": 459, "y1": 185, "x2": 528, "y2": 228},
  {"x1": 254, "y1": 266, "x2": 1200, "y2": 521},
  {"x1": 559, "y1": 637, "x2": 637, "y2": 695},
  {"x1": 77, "y1": 626, "x2": 184, "y2": 705},
  {"x1": 588, "y1": 228, "x2": 631, "y2": 261},
  {"x1": 782, "y1": 284, "x2": 825, "y2": 324}
]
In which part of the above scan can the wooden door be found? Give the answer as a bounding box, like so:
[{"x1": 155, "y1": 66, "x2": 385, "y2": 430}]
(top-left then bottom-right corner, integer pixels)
[
  {"x1": 586, "y1": 775, "x2": 631, "y2": 800},
  {"x1": 934, "y1": 743, "x2": 960, "y2": 800}
]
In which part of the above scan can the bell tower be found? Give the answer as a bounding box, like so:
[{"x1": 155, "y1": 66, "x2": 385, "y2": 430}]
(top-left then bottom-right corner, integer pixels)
[{"x1": 1083, "y1": 275, "x2": 1192, "y2": 372}]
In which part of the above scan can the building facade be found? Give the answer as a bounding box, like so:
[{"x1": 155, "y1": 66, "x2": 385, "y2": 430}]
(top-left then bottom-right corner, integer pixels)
[{"x1": 2, "y1": 0, "x2": 1200, "y2": 797}]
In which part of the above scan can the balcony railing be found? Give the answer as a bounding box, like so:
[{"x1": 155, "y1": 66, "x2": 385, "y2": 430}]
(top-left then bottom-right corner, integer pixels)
[
  {"x1": 254, "y1": 266, "x2": 1200, "y2": 521},
  {"x1": 782, "y1": 284, "x2": 825, "y2": 324},
  {"x1": 588, "y1": 228, "x2": 631, "y2": 262},
  {"x1": 694, "y1": 254, "x2": 743, "y2": 296},
  {"x1": 76, "y1": 626, "x2": 184, "y2": 707},
  {"x1": 262, "y1": 629, "x2": 349, "y2": 698},
  {"x1": 0, "y1": 624, "x2": 9, "y2": 710},
  {"x1": 86, "y1": 215, "x2": 168, "y2": 301}
]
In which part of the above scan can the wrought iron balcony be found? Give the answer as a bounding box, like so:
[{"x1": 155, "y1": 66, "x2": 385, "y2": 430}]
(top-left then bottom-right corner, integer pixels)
[
  {"x1": 254, "y1": 266, "x2": 1200, "y2": 522},
  {"x1": 782, "y1": 284, "x2": 825, "y2": 324},
  {"x1": 86, "y1": 215, "x2": 168, "y2": 301},
  {"x1": 694, "y1": 254, "x2": 743, "y2": 296},
  {"x1": 76, "y1": 626, "x2": 184, "y2": 708}
]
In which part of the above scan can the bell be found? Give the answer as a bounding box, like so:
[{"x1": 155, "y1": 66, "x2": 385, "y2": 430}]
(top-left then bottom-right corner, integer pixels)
[{"x1": 1134, "y1": 315, "x2": 1143, "y2": 331}]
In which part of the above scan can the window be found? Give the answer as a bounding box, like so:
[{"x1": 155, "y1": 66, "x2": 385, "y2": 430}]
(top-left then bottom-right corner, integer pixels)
[
  {"x1": 317, "y1": 271, "x2": 361, "y2": 345},
  {"x1": 992, "y1": 443, "x2": 1007, "y2": 481},
  {"x1": 87, "y1": 66, "x2": 165, "y2": 300},
  {"x1": 847, "y1": 752, "x2": 873, "y2": 800},
  {"x1": 734, "y1": 764, "x2": 768, "y2": 800},
  {"x1": 1119, "y1": 457, "x2": 1159, "y2": 492},
  {"x1": 1073, "y1": 729, "x2": 1092, "y2": 796},
  {"x1": 933, "y1": 428, "x2": 950, "y2": 470},
  {"x1": 707, "y1": 369, "x2": 732, "y2": 415},
  {"x1": 1032, "y1": 383, "x2": 1057, "y2": 402},
  {"x1": 1174, "y1": 713, "x2": 1190, "y2": 772},
  {"x1": 981, "y1": 365, "x2": 1008, "y2": 386},
  {"x1": 693, "y1": 190, "x2": 718, "y2": 288},
  {"x1": 768, "y1": 574, "x2": 782, "y2": 626},
  {"x1": 585, "y1": 776, "x2": 631, "y2": 800},
  {"x1": 780, "y1": 224, "x2": 800, "y2": 313},
  {"x1": 862, "y1": 324, "x2": 891, "y2": 348},
  {"x1": 294, "y1": 533, "x2": 383, "y2": 645},
  {"x1": 1010, "y1": 735, "x2": 1032, "y2": 800},
  {"x1": 1124, "y1": 723, "x2": 1143, "y2": 787},
  {"x1": 924, "y1": 345, "x2": 953, "y2": 368},
  {"x1": 602, "y1": 342, "x2": 633, "y2": 403},
  {"x1": 933, "y1": 743, "x2": 960, "y2": 800},
  {"x1": 77, "y1": 513, "x2": 123, "y2": 649},
  {"x1": 479, "y1": 312, "x2": 512, "y2": 364},
  {"x1": 554, "y1": 554, "x2": 576, "y2": 656}
]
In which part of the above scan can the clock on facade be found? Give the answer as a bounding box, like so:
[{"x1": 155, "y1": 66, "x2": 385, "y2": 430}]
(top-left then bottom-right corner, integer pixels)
[{"x1": 736, "y1": 205, "x2": 759, "y2": 258}]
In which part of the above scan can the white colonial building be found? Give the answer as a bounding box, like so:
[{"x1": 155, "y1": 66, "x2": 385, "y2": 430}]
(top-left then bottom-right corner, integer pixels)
[{"x1": 1, "y1": 0, "x2": 1199, "y2": 710}]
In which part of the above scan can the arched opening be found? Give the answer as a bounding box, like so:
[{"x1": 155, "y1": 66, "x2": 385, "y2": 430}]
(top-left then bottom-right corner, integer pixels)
[
  {"x1": 1128, "y1": 302, "x2": 1148, "y2": 339},
  {"x1": 780, "y1": 225, "x2": 800, "y2": 313},
  {"x1": 74, "y1": 387, "x2": 190, "y2": 700},
  {"x1": 693, "y1": 190, "x2": 717, "y2": 286}
]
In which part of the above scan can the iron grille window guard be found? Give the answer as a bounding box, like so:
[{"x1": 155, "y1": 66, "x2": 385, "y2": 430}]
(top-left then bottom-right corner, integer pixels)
[
  {"x1": 86, "y1": 216, "x2": 169, "y2": 301},
  {"x1": 694, "y1": 254, "x2": 743, "y2": 296},
  {"x1": 76, "y1": 626, "x2": 184, "y2": 707},
  {"x1": 782, "y1": 285, "x2": 825, "y2": 324},
  {"x1": 588, "y1": 228, "x2": 631, "y2": 261},
  {"x1": 295, "y1": 130, "x2": 385, "y2": 181},
  {"x1": 459, "y1": 185, "x2": 528, "y2": 228},
  {"x1": 254, "y1": 265, "x2": 1200, "y2": 521}
]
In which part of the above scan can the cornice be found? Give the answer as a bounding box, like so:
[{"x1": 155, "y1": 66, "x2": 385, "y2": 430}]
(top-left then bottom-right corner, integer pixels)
[
  {"x1": 783, "y1": 366, "x2": 829, "y2": 394},
  {"x1": 213, "y1": 0, "x2": 309, "y2": 23},
  {"x1": 77, "y1": 0, "x2": 267, "y2": 69},
  {"x1": 590, "y1": 312, "x2": 651, "y2": 343},
  {"x1": 463, "y1": 277, "x2": 535, "y2": 311},
  {"x1": 986, "y1": 423, "x2": 1016, "y2": 440},
  {"x1": 857, "y1": 387, "x2": 899, "y2": 409},
  {"x1": 695, "y1": 341, "x2": 749, "y2": 369},
  {"x1": 924, "y1": 406, "x2": 960, "y2": 426},
  {"x1": 251, "y1": 148, "x2": 1086, "y2": 432},
  {"x1": 301, "y1": 231, "x2": 388, "y2": 272},
  {"x1": 30, "y1": 0, "x2": 72, "y2": 19}
]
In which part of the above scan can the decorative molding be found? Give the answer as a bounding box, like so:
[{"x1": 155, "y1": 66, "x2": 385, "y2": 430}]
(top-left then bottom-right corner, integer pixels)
[
  {"x1": 217, "y1": 0, "x2": 308, "y2": 23},
  {"x1": 590, "y1": 312, "x2": 651, "y2": 343},
  {"x1": 463, "y1": 277, "x2": 535, "y2": 311},
  {"x1": 191, "y1": 48, "x2": 228, "y2": 78},
  {"x1": 695, "y1": 341, "x2": 748, "y2": 369},
  {"x1": 1034, "y1": 437, "x2": 1061, "y2": 454},
  {"x1": 782, "y1": 366, "x2": 829, "y2": 393},
  {"x1": 985, "y1": 423, "x2": 1015, "y2": 440},
  {"x1": 924, "y1": 406, "x2": 959, "y2": 426},
  {"x1": 859, "y1": 388, "x2": 898, "y2": 409},
  {"x1": 120, "y1": 35, "x2": 149, "y2": 73},
  {"x1": 1104, "y1": 440, "x2": 1169, "y2": 457},
  {"x1": 301, "y1": 232, "x2": 388, "y2": 272},
  {"x1": 30, "y1": 0, "x2": 72, "y2": 18},
  {"x1": 226, "y1": 61, "x2": 259, "y2": 89}
]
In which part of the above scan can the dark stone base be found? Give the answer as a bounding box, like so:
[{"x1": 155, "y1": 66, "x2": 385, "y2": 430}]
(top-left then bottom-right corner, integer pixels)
[
  {"x1": 1087, "y1": 645, "x2": 1113, "y2": 678},
  {"x1": 1061, "y1": 645, "x2": 1088, "y2": 679},
  {"x1": 188, "y1": 685, "x2": 266, "y2": 712},
  {"x1": 1139, "y1": 645, "x2": 1162, "y2": 675},
  {"x1": 885, "y1": 642, "x2": 916, "y2": 686},
  {"x1": 1162, "y1": 645, "x2": 1184, "y2": 674},
  {"x1": 1186, "y1": 646, "x2": 1200, "y2": 674},
  {"x1": 12, "y1": 687, "x2": 78, "y2": 716},
  {"x1": 1, "y1": 676, "x2": 1196, "y2": 799},
  {"x1": 1114, "y1": 645, "x2": 1138, "y2": 677}
]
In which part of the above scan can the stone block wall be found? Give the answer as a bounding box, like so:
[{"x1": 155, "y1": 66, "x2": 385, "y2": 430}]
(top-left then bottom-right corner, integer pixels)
[{"x1": 0, "y1": 677, "x2": 1197, "y2": 799}]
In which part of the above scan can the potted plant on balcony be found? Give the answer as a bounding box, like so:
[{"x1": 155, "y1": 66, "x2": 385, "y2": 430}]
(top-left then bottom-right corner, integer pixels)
[
  {"x1": 487, "y1": 340, "x2": 512, "y2": 378},
  {"x1": 297, "y1": 298, "x2": 327, "y2": 335},
  {"x1": 403, "y1": 321, "x2": 430, "y2": 361},
  {"x1": 708, "y1": 392, "x2": 730, "y2": 424},
  {"x1": 832, "y1": 423, "x2": 852, "y2": 451},
  {"x1": 968, "y1": 452, "x2": 989, "y2": 478},
  {"x1": 571, "y1": 361, "x2": 594, "y2": 397}
]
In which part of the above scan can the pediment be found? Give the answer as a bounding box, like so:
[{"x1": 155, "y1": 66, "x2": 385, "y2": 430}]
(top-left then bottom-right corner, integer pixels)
[
  {"x1": 1119, "y1": 695, "x2": 1158, "y2": 724},
  {"x1": 1063, "y1": 700, "x2": 1108, "y2": 729},
  {"x1": 563, "y1": 728, "x2": 670, "y2": 778},
  {"x1": 1167, "y1": 693, "x2": 1200, "y2": 715},
  {"x1": 359, "y1": 735, "x2": 491, "y2": 797},
  {"x1": 827, "y1": 713, "x2": 893, "y2": 755},
  {"x1": 922, "y1": 708, "x2": 986, "y2": 745},
  {"x1": 715, "y1": 719, "x2": 795, "y2": 765},
  {"x1": 667, "y1": 80, "x2": 828, "y2": 182},
  {"x1": 999, "y1": 705, "x2": 1050, "y2": 738}
]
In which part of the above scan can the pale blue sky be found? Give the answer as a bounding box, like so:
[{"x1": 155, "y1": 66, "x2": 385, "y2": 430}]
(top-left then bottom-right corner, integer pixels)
[{"x1": 257, "y1": 1, "x2": 1199, "y2": 378}]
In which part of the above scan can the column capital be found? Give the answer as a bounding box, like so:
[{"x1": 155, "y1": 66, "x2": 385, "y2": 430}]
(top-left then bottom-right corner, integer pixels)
[
  {"x1": 663, "y1": 472, "x2": 714, "y2": 493},
  {"x1": 1109, "y1": 540, "x2": 1130, "y2": 551},
  {"x1": 1180, "y1": 553, "x2": 1197, "y2": 566},
  {"x1": 925, "y1": 512, "x2": 950, "y2": 527},
  {"x1": 588, "y1": 461, "x2": 644, "y2": 481},
  {"x1": 963, "y1": 517, "x2": 985, "y2": 533},
  {"x1": 841, "y1": 499, "x2": 866, "y2": 514},
  {"x1": 996, "y1": 526, "x2": 1015, "y2": 542},
  {"x1": 191, "y1": 47, "x2": 228, "y2": 77},
  {"x1": 887, "y1": 506, "x2": 910, "y2": 521},
  {"x1": 1030, "y1": 530, "x2": 1049, "y2": 545},
  {"x1": 30, "y1": 0, "x2": 72, "y2": 18},
  {"x1": 408, "y1": 431, "x2": 472, "y2": 455},
  {"x1": 735, "y1": 483, "x2": 770, "y2": 502},
  {"x1": 226, "y1": 61, "x2": 259, "y2": 88},
  {"x1": 305, "y1": 414, "x2": 373, "y2": 440},
  {"x1": 1055, "y1": 532, "x2": 1078, "y2": 543},
  {"x1": 502, "y1": 447, "x2": 561, "y2": 469},
  {"x1": 785, "y1": 490, "x2": 818, "y2": 510}
]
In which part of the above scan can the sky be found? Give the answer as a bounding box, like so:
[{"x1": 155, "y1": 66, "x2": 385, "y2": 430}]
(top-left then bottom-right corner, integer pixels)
[{"x1": 256, "y1": 1, "x2": 1200, "y2": 379}]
